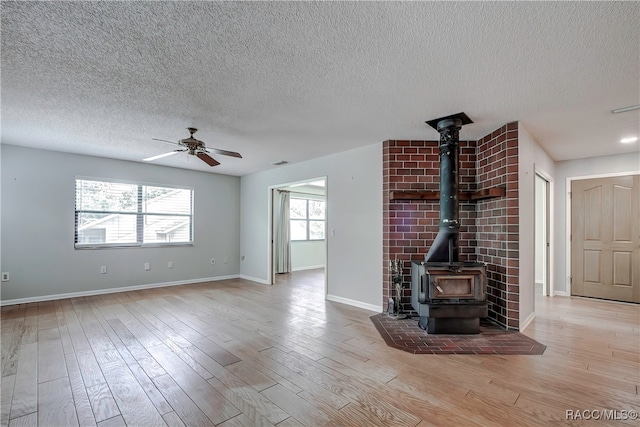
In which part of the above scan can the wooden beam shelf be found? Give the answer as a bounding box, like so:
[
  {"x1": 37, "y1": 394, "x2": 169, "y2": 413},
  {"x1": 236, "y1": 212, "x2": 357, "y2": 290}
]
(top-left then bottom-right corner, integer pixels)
[{"x1": 390, "y1": 187, "x2": 505, "y2": 202}]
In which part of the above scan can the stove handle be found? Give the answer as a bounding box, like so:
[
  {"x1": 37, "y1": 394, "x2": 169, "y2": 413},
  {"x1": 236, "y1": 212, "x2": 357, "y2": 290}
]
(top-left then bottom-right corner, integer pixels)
[{"x1": 418, "y1": 274, "x2": 428, "y2": 303}]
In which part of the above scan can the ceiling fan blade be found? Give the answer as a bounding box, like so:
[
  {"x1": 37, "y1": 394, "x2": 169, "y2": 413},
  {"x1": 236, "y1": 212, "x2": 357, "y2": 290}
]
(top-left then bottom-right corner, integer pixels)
[
  {"x1": 152, "y1": 138, "x2": 182, "y2": 147},
  {"x1": 197, "y1": 152, "x2": 220, "y2": 167},
  {"x1": 143, "y1": 151, "x2": 181, "y2": 162},
  {"x1": 210, "y1": 148, "x2": 243, "y2": 158}
]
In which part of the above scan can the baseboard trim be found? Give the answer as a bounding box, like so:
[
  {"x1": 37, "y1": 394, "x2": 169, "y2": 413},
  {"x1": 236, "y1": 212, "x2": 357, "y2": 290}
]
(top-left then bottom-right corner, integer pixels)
[
  {"x1": 0, "y1": 275, "x2": 240, "y2": 306},
  {"x1": 238, "y1": 275, "x2": 270, "y2": 285},
  {"x1": 292, "y1": 265, "x2": 325, "y2": 272},
  {"x1": 326, "y1": 294, "x2": 382, "y2": 313},
  {"x1": 520, "y1": 311, "x2": 536, "y2": 331},
  {"x1": 554, "y1": 291, "x2": 568, "y2": 297}
]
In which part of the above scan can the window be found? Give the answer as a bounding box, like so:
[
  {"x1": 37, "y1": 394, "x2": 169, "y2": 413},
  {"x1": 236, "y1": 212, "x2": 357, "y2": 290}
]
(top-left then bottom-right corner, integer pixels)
[
  {"x1": 75, "y1": 178, "x2": 193, "y2": 248},
  {"x1": 290, "y1": 198, "x2": 325, "y2": 241}
]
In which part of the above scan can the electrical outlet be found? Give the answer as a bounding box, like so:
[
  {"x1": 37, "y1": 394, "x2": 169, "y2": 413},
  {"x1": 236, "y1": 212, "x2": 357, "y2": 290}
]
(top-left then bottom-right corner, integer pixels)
[
  {"x1": 223, "y1": 257, "x2": 228, "y2": 264},
  {"x1": 211, "y1": 258, "x2": 216, "y2": 265},
  {"x1": 100, "y1": 266, "x2": 107, "y2": 274},
  {"x1": 1, "y1": 272, "x2": 9, "y2": 282},
  {"x1": 168, "y1": 261, "x2": 173, "y2": 269},
  {"x1": 144, "y1": 262, "x2": 150, "y2": 271}
]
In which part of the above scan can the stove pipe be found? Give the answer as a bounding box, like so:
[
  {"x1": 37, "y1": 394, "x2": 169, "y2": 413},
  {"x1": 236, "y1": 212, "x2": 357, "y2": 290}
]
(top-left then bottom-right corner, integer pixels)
[{"x1": 424, "y1": 113, "x2": 473, "y2": 263}]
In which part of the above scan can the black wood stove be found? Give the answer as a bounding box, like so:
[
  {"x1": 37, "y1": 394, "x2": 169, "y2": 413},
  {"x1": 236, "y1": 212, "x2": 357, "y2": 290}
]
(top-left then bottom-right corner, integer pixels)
[{"x1": 410, "y1": 113, "x2": 488, "y2": 334}]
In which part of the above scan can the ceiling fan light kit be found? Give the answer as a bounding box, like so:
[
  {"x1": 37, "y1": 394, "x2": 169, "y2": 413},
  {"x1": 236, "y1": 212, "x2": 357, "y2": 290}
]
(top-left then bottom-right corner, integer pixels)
[{"x1": 147, "y1": 128, "x2": 242, "y2": 167}]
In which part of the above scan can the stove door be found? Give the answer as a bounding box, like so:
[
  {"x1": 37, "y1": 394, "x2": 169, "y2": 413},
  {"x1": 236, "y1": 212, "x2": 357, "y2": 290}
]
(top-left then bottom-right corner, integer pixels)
[{"x1": 430, "y1": 274, "x2": 475, "y2": 300}]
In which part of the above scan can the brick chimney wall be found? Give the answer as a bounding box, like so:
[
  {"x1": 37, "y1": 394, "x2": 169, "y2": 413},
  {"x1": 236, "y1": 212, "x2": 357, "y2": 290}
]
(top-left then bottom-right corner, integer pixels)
[
  {"x1": 382, "y1": 122, "x2": 520, "y2": 329},
  {"x1": 475, "y1": 122, "x2": 520, "y2": 329}
]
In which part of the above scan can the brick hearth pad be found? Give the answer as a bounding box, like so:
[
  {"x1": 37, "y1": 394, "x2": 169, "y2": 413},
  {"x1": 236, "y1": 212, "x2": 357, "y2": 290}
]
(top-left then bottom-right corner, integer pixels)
[{"x1": 370, "y1": 313, "x2": 546, "y2": 355}]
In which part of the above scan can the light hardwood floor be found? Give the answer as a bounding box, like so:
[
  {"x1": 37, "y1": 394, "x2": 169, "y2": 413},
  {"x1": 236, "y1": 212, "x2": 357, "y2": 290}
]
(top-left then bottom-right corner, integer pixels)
[{"x1": 1, "y1": 269, "x2": 638, "y2": 426}]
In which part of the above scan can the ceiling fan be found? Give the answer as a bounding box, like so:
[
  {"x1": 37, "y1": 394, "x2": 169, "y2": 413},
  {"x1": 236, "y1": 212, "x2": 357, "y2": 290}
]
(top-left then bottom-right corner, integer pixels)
[{"x1": 144, "y1": 127, "x2": 242, "y2": 167}]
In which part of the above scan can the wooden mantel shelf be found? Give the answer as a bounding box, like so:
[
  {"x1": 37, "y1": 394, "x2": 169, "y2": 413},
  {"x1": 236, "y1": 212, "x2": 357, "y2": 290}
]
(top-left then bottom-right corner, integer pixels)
[{"x1": 390, "y1": 187, "x2": 506, "y2": 202}]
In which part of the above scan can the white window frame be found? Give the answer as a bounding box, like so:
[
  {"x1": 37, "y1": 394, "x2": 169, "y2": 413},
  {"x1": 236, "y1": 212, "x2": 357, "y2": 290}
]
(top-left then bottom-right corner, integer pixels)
[
  {"x1": 74, "y1": 177, "x2": 194, "y2": 249},
  {"x1": 290, "y1": 197, "x2": 325, "y2": 241}
]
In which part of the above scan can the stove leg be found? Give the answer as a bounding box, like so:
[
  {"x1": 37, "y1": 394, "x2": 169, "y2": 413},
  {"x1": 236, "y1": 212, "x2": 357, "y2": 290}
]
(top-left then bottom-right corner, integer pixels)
[{"x1": 418, "y1": 316, "x2": 428, "y2": 330}]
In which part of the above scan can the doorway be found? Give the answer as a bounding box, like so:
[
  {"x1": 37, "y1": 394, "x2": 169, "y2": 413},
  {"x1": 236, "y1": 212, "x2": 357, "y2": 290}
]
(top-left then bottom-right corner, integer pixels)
[
  {"x1": 269, "y1": 178, "x2": 327, "y2": 295},
  {"x1": 535, "y1": 173, "x2": 550, "y2": 297}
]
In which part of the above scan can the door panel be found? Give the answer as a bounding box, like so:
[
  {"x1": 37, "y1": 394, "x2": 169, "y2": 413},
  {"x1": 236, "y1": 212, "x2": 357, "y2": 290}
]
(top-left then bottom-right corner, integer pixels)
[
  {"x1": 583, "y1": 186, "x2": 602, "y2": 240},
  {"x1": 582, "y1": 250, "x2": 601, "y2": 283},
  {"x1": 571, "y1": 175, "x2": 639, "y2": 303},
  {"x1": 613, "y1": 184, "x2": 632, "y2": 241},
  {"x1": 612, "y1": 251, "x2": 632, "y2": 286}
]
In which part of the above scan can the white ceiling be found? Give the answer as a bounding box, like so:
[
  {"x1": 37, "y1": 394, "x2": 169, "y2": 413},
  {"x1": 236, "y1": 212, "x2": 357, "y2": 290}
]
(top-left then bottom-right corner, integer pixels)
[{"x1": 1, "y1": 1, "x2": 638, "y2": 176}]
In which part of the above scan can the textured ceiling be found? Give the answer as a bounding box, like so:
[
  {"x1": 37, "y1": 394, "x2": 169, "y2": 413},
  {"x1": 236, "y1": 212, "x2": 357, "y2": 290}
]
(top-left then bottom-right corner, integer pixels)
[{"x1": 1, "y1": 1, "x2": 638, "y2": 176}]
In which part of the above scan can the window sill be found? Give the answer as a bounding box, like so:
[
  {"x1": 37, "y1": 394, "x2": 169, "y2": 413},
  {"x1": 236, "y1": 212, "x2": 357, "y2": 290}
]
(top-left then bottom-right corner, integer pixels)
[{"x1": 75, "y1": 243, "x2": 194, "y2": 250}]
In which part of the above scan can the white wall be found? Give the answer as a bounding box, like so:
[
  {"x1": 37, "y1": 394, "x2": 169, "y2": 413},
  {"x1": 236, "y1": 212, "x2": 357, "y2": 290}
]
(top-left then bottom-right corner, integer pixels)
[
  {"x1": 291, "y1": 240, "x2": 325, "y2": 270},
  {"x1": 554, "y1": 152, "x2": 640, "y2": 296},
  {"x1": 1, "y1": 145, "x2": 241, "y2": 303},
  {"x1": 518, "y1": 123, "x2": 556, "y2": 330},
  {"x1": 240, "y1": 143, "x2": 383, "y2": 312}
]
